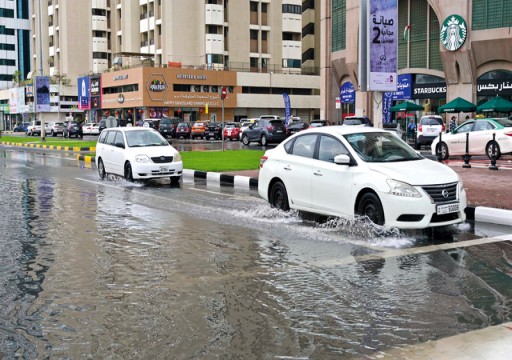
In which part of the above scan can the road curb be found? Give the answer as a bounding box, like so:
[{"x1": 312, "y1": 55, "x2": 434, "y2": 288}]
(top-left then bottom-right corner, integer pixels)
[
  {"x1": 182, "y1": 169, "x2": 259, "y2": 190},
  {"x1": 0, "y1": 141, "x2": 95, "y2": 152}
]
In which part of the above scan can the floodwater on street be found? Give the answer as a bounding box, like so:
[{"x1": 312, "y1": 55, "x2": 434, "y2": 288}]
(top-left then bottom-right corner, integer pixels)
[{"x1": 0, "y1": 148, "x2": 511, "y2": 359}]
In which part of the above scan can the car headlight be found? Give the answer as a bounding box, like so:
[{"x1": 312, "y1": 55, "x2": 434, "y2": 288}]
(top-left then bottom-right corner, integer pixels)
[
  {"x1": 135, "y1": 154, "x2": 152, "y2": 163},
  {"x1": 457, "y1": 174, "x2": 464, "y2": 190},
  {"x1": 387, "y1": 179, "x2": 422, "y2": 198},
  {"x1": 173, "y1": 152, "x2": 182, "y2": 162}
]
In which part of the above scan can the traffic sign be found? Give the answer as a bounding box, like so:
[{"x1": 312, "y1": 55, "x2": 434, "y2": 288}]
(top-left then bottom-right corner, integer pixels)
[{"x1": 221, "y1": 86, "x2": 227, "y2": 100}]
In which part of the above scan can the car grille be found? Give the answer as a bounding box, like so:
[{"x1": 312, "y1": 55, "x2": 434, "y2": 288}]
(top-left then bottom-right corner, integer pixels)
[
  {"x1": 152, "y1": 156, "x2": 173, "y2": 163},
  {"x1": 421, "y1": 182, "x2": 458, "y2": 204}
]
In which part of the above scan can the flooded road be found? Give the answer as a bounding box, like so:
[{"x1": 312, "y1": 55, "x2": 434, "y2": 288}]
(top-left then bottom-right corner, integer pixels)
[{"x1": 1, "y1": 148, "x2": 511, "y2": 359}]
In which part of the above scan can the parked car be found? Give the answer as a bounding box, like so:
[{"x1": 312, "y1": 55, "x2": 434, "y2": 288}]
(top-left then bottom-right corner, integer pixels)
[
  {"x1": 223, "y1": 122, "x2": 241, "y2": 141},
  {"x1": 310, "y1": 120, "x2": 332, "y2": 127},
  {"x1": 98, "y1": 119, "x2": 107, "y2": 133},
  {"x1": 416, "y1": 115, "x2": 444, "y2": 149},
  {"x1": 343, "y1": 116, "x2": 373, "y2": 127},
  {"x1": 175, "y1": 122, "x2": 191, "y2": 139},
  {"x1": 26, "y1": 121, "x2": 42, "y2": 136},
  {"x1": 286, "y1": 121, "x2": 310, "y2": 137},
  {"x1": 239, "y1": 121, "x2": 253, "y2": 140},
  {"x1": 64, "y1": 121, "x2": 83, "y2": 138},
  {"x1": 14, "y1": 122, "x2": 30, "y2": 132},
  {"x1": 44, "y1": 121, "x2": 65, "y2": 136},
  {"x1": 95, "y1": 127, "x2": 183, "y2": 185},
  {"x1": 431, "y1": 117, "x2": 512, "y2": 160},
  {"x1": 191, "y1": 121, "x2": 208, "y2": 139},
  {"x1": 205, "y1": 122, "x2": 223, "y2": 140},
  {"x1": 143, "y1": 119, "x2": 160, "y2": 130},
  {"x1": 158, "y1": 116, "x2": 181, "y2": 138},
  {"x1": 382, "y1": 122, "x2": 404, "y2": 140},
  {"x1": 82, "y1": 122, "x2": 100, "y2": 135},
  {"x1": 258, "y1": 126, "x2": 467, "y2": 229},
  {"x1": 241, "y1": 118, "x2": 287, "y2": 146}
]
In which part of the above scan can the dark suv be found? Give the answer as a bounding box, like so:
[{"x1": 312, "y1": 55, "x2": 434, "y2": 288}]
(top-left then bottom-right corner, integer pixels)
[
  {"x1": 64, "y1": 121, "x2": 83, "y2": 138},
  {"x1": 241, "y1": 119, "x2": 286, "y2": 146},
  {"x1": 158, "y1": 116, "x2": 181, "y2": 138}
]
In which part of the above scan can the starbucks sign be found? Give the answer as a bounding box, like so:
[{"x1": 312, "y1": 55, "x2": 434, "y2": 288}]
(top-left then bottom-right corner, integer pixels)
[{"x1": 440, "y1": 15, "x2": 467, "y2": 51}]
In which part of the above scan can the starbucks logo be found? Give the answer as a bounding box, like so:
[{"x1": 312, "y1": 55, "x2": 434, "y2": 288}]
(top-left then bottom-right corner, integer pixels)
[{"x1": 440, "y1": 15, "x2": 467, "y2": 51}]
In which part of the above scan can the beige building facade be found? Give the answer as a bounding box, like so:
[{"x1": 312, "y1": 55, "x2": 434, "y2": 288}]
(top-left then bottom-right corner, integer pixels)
[{"x1": 323, "y1": 0, "x2": 512, "y2": 127}]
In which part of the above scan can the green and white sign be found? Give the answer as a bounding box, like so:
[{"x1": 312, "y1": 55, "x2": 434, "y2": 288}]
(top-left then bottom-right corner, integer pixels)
[{"x1": 440, "y1": 15, "x2": 467, "y2": 51}]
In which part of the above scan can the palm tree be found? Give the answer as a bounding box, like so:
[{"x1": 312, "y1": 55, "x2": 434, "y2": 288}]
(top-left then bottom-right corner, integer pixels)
[{"x1": 12, "y1": 70, "x2": 22, "y2": 87}]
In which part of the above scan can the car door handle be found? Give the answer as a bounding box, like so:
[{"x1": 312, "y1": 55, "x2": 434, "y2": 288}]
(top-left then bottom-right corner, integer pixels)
[
  {"x1": 313, "y1": 170, "x2": 323, "y2": 176},
  {"x1": 283, "y1": 165, "x2": 292, "y2": 171}
]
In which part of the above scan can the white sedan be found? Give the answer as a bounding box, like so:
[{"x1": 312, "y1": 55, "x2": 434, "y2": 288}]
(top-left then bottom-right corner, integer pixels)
[
  {"x1": 96, "y1": 127, "x2": 183, "y2": 184},
  {"x1": 82, "y1": 122, "x2": 100, "y2": 135},
  {"x1": 431, "y1": 118, "x2": 512, "y2": 160},
  {"x1": 258, "y1": 126, "x2": 467, "y2": 230}
]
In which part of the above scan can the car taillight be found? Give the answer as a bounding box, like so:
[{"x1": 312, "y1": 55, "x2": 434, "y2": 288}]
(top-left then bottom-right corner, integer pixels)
[
  {"x1": 259, "y1": 155, "x2": 268, "y2": 168},
  {"x1": 505, "y1": 132, "x2": 512, "y2": 137},
  {"x1": 267, "y1": 125, "x2": 273, "y2": 131},
  {"x1": 418, "y1": 124, "x2": 422, "y2": 132},
  {"x1": 441, "y1": 124, "x2": 445, "y2": 132}
]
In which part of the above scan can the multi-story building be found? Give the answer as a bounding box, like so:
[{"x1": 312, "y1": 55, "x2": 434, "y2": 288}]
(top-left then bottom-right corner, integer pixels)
[
  {"x1": 323, "y1": 0, "x2": 512, "y2": 127},
  {"x1": 20, "y1": 0, "x2": 320, "y2": 124}
]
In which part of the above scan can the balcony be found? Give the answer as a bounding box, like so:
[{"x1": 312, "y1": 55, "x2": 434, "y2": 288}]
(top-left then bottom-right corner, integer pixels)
[
  {"x1": 205, "y1": 4, "x2": 223, "y2": 25},
  {"x1": 205, "y1": 34, "x2": 223, "y2": 55}
]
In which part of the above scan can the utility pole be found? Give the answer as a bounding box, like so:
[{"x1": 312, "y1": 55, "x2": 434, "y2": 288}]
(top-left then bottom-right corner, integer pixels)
[{"x1": 38, "y1": 0, "x2": 46, "y2": 142}]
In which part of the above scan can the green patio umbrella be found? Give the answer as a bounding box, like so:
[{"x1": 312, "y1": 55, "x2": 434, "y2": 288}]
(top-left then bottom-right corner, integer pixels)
[
  {"x1": 389, "y1": 101, "x2": 424, "y2": 112},
  {"x1": 476, "y1": 96, "x2": 512, "y2": 113},
  {"x1": 438, "y1": 97, "x2": 477, "y2": 113}
]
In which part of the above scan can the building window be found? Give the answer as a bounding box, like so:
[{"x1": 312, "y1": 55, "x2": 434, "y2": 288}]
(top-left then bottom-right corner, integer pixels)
[
  {"x1": 250, "y1": 1, "x2": 258, "y2": 12},
  {"x1": 250, "y1": 29, "x2": 258, "y2": 40},
  {"x1": 283, "y1": 59, "x2": 301, "y2": 68},
  {"x1": 282, "y1": 4, "x2": 301, "y2": 14},
  {"x1": 261, "y1": 3, "x2": 267, "y2": 13},
  {"x1": 332, "y1": 0, "x2": 346, "y2": 52},
  {"x1": 473, "y1": 0, "x2": 512, "y2": 30}
]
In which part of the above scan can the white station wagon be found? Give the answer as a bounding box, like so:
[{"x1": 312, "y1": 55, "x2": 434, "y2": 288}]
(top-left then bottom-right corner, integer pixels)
[
  {"x1": 96, "y1": 127, "x2": 183, "y2": 184},
  {"x1": 258, "y1": 126, "x2": 467, "y2": 230}
]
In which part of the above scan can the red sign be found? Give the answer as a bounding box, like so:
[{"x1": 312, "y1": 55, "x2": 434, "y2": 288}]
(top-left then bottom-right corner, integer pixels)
[{"x1": 221, "y1": 86, "x2": 227, "y2": 100}]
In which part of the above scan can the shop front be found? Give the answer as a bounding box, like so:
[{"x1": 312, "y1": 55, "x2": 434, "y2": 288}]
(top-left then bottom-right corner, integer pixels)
[{"x1": 100, "y1": 67, "x2": 237, "y2": 126}]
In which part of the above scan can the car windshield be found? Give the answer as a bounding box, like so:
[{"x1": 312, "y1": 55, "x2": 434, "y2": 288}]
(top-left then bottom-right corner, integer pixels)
[
  {"x1": 125, "y1": 130, "x2": 169, "y2": 147},
  {"x1": 421, "y1": 117, "x2": 442, "y2": 125},
  {"x1": 345, "y1": 132, "x2": 422, "y2": 163},
  {"x1": 344, "y1": 119, "x2": 363, "y2": 125}
]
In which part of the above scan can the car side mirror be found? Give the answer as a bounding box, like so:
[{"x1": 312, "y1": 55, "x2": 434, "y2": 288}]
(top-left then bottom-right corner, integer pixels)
[
  {"x1": 115, "y1": 142, "x2": 125, "y2": 149},
  {"x1": 334, "y1": 154, "x2": 351, "y2": 165}
]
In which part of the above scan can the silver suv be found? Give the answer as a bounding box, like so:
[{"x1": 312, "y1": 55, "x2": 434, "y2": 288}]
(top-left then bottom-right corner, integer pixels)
[{"x1": 416, "y1": 115, "x2": 445, "y2": 149}]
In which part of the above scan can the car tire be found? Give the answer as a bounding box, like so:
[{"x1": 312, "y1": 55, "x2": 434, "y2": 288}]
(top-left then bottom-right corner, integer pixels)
[
  {"x1": 486, "y1": 141, "x2": 501, "y2": 160},
  {"x1": 51, "y1": 130, "x2": 56, "y2": 137},
  {"x1": 260, "y1": 134, "x2": 268, "y2": 146},
  {"x1": 438, "y1": 142, "x2": 449, "y2": 160},
  {"x1": 269, "y1": 181, "x2": 290, "y2": 211},
  {"x1": 98, "y1": 159, "x2": 106, "y2": 180},
  {"x1": 124, "y1": 162, "x2": 134, "y2": 182},
  {"x1": 357, "y1": 192, "x2": 384, "y2": 226},
  {"x1": 414, "y1": 141, "x2": 421, "y2": 150},
  {"x1": 242, "y1": 134, "x2": 250, "y2": 146},
  {"x1": 170, "y1": 176, "x2": 181, "y2": 186}
]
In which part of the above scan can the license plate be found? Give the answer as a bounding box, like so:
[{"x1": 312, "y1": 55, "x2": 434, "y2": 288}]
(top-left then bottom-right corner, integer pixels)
[
  {"x1": 209, "y1": 132, "x2": 214, "y2": 135},
  {"x1": 160, "y1": 167, "x2": 168, "y2": 172},
  {"x1": 276, "y1": 130, "x2": 283, "y2": 133},
  {"x1": 437, "y1": 203, "x2": 459, "y2": 215},
  {"x1": 163, "y1": 130, "x2": 168, "y2": 132}
]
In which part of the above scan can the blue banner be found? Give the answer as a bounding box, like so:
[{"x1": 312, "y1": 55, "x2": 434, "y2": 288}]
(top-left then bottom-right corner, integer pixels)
[
  {"x1": 35, "y1": 76, "x2": 50, "y2": 112},
  {"x1": 283, "y1": 93, "x2": 292, "y2": 125},
  {"x1": 340, "y1": 82, "x2": 355, "y2": 103},
  {"x1": 78, "y1": 76, "x2": 90, "y2": 110},
  {"x1": 382, "y1": 74, "x2": 412, "y2": 124}
]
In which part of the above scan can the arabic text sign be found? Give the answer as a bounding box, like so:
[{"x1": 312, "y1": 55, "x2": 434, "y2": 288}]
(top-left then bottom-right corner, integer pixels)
[
  {"x1": 477, "y1": 79, "x2": 512, "y2": 96},
  {"x1": 368, "y1": 0, "x2": 398, "y2": 92},
  {"x1": 340, "y1": 82, "x2": 355, "y2": 103}
]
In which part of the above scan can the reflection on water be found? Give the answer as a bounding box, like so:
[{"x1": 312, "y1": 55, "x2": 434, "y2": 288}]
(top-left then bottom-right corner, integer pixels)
[{"x1": 0, "y1": 167, "x2": 511, "y2": 358}]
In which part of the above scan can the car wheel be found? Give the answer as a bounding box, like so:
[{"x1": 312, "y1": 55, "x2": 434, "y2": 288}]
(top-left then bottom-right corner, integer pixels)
[
  {"x1": 414, "y1": 141, "x2": 421, "y2": 150},
  {"x1": 124, "y1": 162, "x2": 134, "y2": 182},
  {"x1": 51, "y1": 130, "x2": 56, "y2": 137},
  {"x1": 242, "y1": 134, "x2": 250, "y2": 145},
  {"x1": 438, "y1": 142, "x2": 449, "y2": 160},
  {"x1": 486, "y1": 141, "x2": 501, "y2": 160},
  {"x1": 98, "y1": 159, "x2": 106, "y2": 180},
  {"x1": 170, "y1": 176, "x2": 181, "y2": 186},
  {"x1": 260, "y1": 134, "x2": 268, "y2": 146},
  {"x1": 357, "y1": 192, "x2": 384, "y2": 226},
  {"x1": 269, "y1": 181, "x2": 290, "y2": 211}
]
